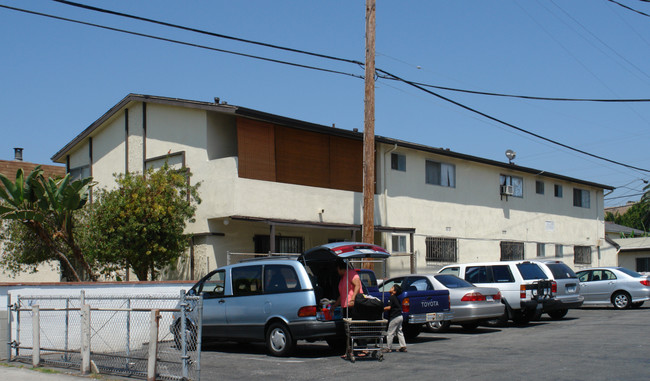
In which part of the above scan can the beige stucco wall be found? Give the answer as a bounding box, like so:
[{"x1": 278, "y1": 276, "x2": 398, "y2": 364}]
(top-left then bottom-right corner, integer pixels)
[{"x1": 44, "y1": 100, "x2": 611, "y2": 280}]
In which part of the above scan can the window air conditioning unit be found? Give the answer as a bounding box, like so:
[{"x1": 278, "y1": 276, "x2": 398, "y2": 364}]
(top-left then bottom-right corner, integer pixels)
[{"x1": 501, "y1": 185, "x2": 514, "y2": 196}]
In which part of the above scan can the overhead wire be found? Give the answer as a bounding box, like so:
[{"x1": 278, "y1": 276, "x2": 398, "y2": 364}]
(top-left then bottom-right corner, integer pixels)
[
  {"x1": 52, "y1": 0, "x2": 650, "y2": 103},
  {"x1": 0, "y1": 4, "x2": 364, "y2": 80},
  {"x1": 608, "y1": 0, "x2": 650, "y2": 17},
  {"x1": 2, "y1": 2, "x2": 650, "y2": 175}
]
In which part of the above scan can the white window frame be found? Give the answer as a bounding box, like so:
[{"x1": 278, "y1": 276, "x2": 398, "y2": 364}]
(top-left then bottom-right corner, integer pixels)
[
  {"x1": 425, "y1": 160, "x2": 455, "y2": 188},
  {"x1": 500, "y1": 175, "x2": 523, "y2": 198}
]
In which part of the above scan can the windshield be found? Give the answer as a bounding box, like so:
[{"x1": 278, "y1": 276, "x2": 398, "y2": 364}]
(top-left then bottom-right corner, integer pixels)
[
  {"x1": 545, "y1": 263, "x2": 577, "y2": 279},
  {"x1": 434, "y1": 274, "x2": 473, "y2": 288},
  {"x1": 616, "y1": 267, "x2": 641, "y2": 278},
  {"x1": 517, "y1": 263, "x2": 547, "y2": 280}
]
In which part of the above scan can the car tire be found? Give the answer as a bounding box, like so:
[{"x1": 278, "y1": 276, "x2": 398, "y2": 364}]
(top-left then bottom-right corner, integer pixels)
[
  {"x1": 425, "y1": 320, "x2": 451, "y2": 333},
  {"x1": 512, "y1": 310, "x2": 531, "y2": 325},
  {"x1": 402, "y1": 323, "x2": 422, "y2": 340},
  {"x1": 326, "y1": 337, "x2": 346, "y2": 353},
  {"x1": 631, "y1": 301, "x2": 644, "y2": 309},
  {"x1": 460, "y1": 322, "x2": 480, "y2": 331},
  {"x1": 173, "y1": 319, "x2": 197, "y2": 352},
  {"x1": 612, "y1": 291, "x2": 632, "y2": 309},
  {"x1": 547, "y1": 309, "x2": 568, "y2": 320},
  {"x1": 266, "y1": 322, "x2": 295, "y2": 357}
]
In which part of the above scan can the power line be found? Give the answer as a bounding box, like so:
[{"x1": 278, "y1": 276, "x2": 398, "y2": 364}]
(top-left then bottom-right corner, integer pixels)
[
  {"x1": 53, "y1": 0, "x2": 650, "y2": 104},
  {"x1": 608, "y1": 0, "x2": 650, "y2": 17},
  {"x1": 51, "y1": 0, "x2": 364, "y2": 66},
  {"x1": 3, "y1": 3, "x2": 650, "y2": 174},
  {"x1": 0, "y1": 4, "x2": 364, "y2": 80},
  {"x1": 376, "y1": 68, "x2": 650, "y2": 174}
]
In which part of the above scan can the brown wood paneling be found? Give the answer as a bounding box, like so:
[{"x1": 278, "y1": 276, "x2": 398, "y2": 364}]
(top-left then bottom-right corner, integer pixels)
[
  {"x1": 275, "y1": 126, "x2": 330, "y2": 188},
  {"x1": 237, "y1": 118, "x2": 276, "y2": 181},
  {"x1": 329, "y1": 136, "x2": 363, "y2": 192}
]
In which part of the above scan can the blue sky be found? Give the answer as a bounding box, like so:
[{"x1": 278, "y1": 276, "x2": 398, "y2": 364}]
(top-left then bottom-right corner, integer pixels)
[{"x1": 1, "y1": 1, "x2": 649, "y2": 208}]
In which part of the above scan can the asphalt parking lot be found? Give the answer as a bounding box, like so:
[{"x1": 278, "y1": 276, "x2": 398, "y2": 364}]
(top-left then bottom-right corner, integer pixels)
[{"x1": 198, "y1": 306, "x2": 650, "y2": 381}]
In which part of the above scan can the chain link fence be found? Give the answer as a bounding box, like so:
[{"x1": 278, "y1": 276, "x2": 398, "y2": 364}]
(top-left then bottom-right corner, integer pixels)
[{"x1": 7, "y1": 291, "x2": 202, "y2": 380}]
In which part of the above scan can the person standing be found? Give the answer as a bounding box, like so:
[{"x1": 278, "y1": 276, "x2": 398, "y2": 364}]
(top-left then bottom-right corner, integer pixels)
[
  {"x1": 383, "y1": 284, "x2": 407, "y2": 353},
  {"x1": 332, "y1": 259, "x2": 363, "y2": 317}
]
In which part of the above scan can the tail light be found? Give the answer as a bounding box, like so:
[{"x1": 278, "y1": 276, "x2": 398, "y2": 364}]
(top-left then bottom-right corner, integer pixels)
[
  {"x1": 298, "y1": 306, "x2": 317, "y2": 317},
  {"x1": 494, "y1": 291, "x2": 502, "y2": 301},
  {"x1": 551, "y1": 281, "x2": 557, "y2": 294},
  {"x1": 520, "y1": 284, "x2": 527, "y2": 299},
  {"x1": 402, "y1": 297, "x2": 410, "y2": 314},
  {"x1": 461, "y1": 292, "x2": 486, "y2": 302},
  {"x1": 640, "y1": 279, "x2": 650, "y2": 287}
]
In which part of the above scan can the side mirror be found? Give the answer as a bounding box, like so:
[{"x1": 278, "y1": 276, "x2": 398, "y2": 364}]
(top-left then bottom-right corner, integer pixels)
[{"x1": 187, "y1": 288, "x2": 197, "y2": 296}]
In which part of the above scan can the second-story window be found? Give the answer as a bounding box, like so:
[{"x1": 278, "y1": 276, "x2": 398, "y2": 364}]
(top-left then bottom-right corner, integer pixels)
[
  {"x1": 554, "y1": 184, "x2": 563, "y2": 198},
  {"x1": 499, "y1": 175, "x2": 523, "y2": 197},
  {"x1": 391, "y1": 153, "x2": 406, "y2": 171},
  {"x1": 573, "y1": 188, "x2": 590, "y2": 208},
  {"x1": 425, "y1": 160, "x2": 455, "y2": 187},
  {"x1": 536, "y1": 181, "x2": 544, "y2": 195}
]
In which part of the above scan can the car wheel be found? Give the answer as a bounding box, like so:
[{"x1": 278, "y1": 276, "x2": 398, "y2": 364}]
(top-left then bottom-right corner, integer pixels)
[
  {"x1": 612, "y1": 291, "x2": 632, "y2": 309},
  {"x1": 512, "y1": 310, "x2": 531, "y2": 325},
  {"x1": 266, "y1": 322, "x2": 295, "y2": 357},
  {"x1": 631, "y1": 302, "x2": 644, "y2": 309},
  {"x1": 425, "y1": 320, "x2": 451, "y2": 333},
  {"x1": 173, "y1": 319, "x2": 197, "y2": 351},
  {"x1": 402, "y1": 323, "x2": 422, "y2": 340},
  {"x1": 460, "y1": 322, "x2": 480, "y2": 331},
  {"x1": 547, "y1": 309, "x2": 568, "y2": 320},
  {"x1": 326, "y1": 337, "x2": 346, "y2": 353}
]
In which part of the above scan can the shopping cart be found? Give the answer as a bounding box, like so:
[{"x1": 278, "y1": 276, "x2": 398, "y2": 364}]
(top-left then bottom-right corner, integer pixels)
[{"x1": 343, "y1": 318, "x2": 387, "y2": 362}]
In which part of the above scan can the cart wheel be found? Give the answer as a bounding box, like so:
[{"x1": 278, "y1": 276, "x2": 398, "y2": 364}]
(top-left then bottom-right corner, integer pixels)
[
  {"x1": 350, "y1": 355, "x2": 355, "y2": 363},
  {"x1": 378, "y1": 352, "x2": 384, "y2": 362}
]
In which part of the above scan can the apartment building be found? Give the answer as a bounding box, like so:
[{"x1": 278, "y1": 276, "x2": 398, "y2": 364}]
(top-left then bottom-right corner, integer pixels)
[{"x1": 51, "y1": 94, "x2": 615, "y2": 280}]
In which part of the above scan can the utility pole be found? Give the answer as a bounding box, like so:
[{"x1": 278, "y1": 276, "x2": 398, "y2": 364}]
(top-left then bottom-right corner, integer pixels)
[{"x1": 362, "y1": 0, "x2": 376, "y2": 244}]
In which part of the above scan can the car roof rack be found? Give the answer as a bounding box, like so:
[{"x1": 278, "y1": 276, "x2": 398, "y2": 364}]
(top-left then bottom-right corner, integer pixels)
[{"x1": 239, "y1": 255, "x2": 299, "y2": 263}]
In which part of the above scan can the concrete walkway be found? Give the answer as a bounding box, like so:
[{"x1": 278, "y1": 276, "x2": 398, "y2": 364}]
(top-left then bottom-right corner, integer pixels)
[{"x1": 0, "y1": 364, "x2": 124, "y2": 380}]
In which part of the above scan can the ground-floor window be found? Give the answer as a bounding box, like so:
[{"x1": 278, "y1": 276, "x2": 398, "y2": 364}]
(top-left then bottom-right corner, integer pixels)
[
  {"x1": 500, "y1": 241, "x2": 524, "y2": 261},
  {"x1": 636, "y1": 257, "x2": 650, "y2": 272},
  {"x1": 425, "y1": 237, "x2": 457, "y2": 263},
  {"x1": 253, "y1": 235, "x2": 303, "y2": 254},
  {"x1": 574, "y1": 246, "x2": 592, "y2": 264}
]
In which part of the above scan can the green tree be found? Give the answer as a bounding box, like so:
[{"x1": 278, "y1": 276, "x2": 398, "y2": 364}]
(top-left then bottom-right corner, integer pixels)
[
  {"x1": 0, "y1": 167, "x2": 95, "y2": 281},
  {"x1": 83, "y1": 164, "x2": 201, "y2": 281}
]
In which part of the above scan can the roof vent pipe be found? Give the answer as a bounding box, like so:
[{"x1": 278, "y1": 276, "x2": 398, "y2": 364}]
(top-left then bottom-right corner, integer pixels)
[{"x1": 14, "y1": 147, "x2": 23, "y2": 161}]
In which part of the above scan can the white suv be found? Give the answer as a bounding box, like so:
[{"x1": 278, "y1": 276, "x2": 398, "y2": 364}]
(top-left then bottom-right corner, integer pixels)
[{"x1": 438, "y1": 260, "x2": 558, "y2": 324}]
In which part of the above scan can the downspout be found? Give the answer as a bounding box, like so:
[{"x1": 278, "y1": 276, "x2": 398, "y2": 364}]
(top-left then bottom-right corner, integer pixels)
[{"x1": 382, "y1": 144, "x2": 398, "y2": 229}]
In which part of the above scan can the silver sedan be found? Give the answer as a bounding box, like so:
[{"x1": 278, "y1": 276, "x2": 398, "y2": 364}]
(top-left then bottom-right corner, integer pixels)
[
  {"x1": 576, "y1": 267, "x2": 650, "y2": 309},
  {"x1": 418, "y1": 274, "x2": 505, "y2": 332}
]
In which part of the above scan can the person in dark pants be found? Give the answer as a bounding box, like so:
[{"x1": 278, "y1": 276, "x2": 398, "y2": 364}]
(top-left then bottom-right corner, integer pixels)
[{"x1": 382, "y1": 284, "x2": 407, "y2": 353}]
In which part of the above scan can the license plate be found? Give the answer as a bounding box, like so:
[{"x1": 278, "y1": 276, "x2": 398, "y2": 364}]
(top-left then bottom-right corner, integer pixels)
[
  {"x1": 566, "y1": 286, "x2": 576, "y2": 293},
  {"x1": 426, "y1": 313, "x2": 437, "y2": 321},
  {"x1": 486, "y1": 296, "x2": 493, "y2": 301}
]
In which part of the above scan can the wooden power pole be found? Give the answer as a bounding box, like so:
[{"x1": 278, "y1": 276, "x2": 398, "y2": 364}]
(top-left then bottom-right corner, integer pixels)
[{"x1": 362, "y1": 0, "x2": 376, "y2": 244}]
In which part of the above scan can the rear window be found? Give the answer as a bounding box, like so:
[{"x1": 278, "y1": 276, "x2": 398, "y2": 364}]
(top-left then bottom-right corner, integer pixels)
[
  {"x1": 616, "y1": 267, "x2": 641, "y2": 278},
  {"x1": 434, "y1": 274, "x2": 474, "y2": 288},
  {"x1": 357, "y1": 271, "x2": 378, "y2": 288},
  {"x1": 545, "y1": 263, "x2": 577, "y2": 279},
  {"x1": 516, "y1": 263, "x2": 547, "y2": 280}
]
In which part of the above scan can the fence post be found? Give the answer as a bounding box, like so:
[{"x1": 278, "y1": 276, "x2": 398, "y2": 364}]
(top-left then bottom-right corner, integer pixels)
[
  {"x1": 179, "y1": 291, "x2": 188, "y2": 379},
  {"x1": 5, "y1": 300, "x2": 12, "y2": 362},
  {"x1": 196, "y1": 294, "x2": 203, "y2": 381},
  {"x1": 80, "y1": 304, "x2": 91, "y2": 375},
  {"x1": 126, "y1": 298, "x2": 131, "y2": 370},
  {"x1": 147, "y1": 309, "x2": 160, "y2": 381},
  {"x1": 32, "y1": 305, "x2": 40, "y2": 367},
  {"x1": 64, "y1": 298, "x2": 69, "y2": 362}
]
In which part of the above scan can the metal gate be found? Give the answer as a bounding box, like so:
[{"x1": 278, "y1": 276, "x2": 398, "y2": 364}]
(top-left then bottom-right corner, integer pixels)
[{"x1": 7, "y1": 291, "x2": 202, "y2": 381}]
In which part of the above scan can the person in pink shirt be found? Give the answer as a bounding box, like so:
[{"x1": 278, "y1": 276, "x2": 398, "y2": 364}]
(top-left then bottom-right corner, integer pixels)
[{"x1": 332, "y1": 259, "x2": 363, "y2": 314}]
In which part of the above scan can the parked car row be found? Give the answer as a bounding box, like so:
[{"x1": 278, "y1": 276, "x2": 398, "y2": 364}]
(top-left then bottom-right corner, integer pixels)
[{"x1": 171, "y1": 242, "x2": 650, "y2": 357}]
